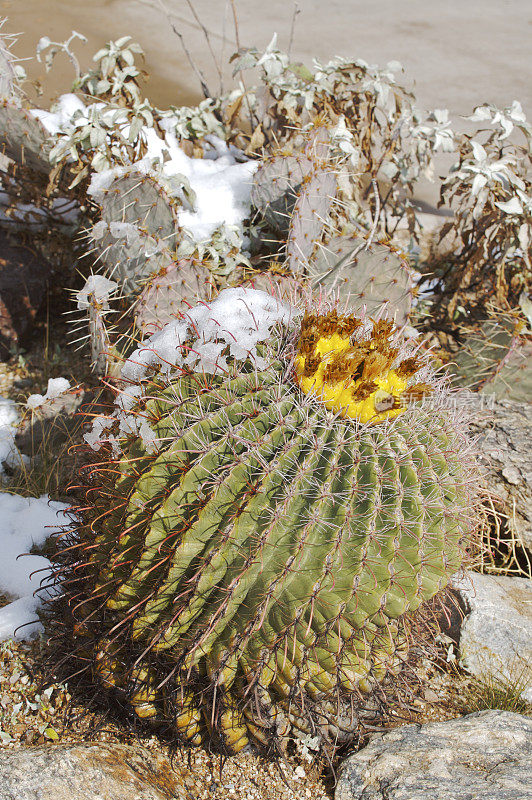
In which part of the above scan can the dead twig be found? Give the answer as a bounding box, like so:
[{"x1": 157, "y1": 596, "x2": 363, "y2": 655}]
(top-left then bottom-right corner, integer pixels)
[
  {"x1": 184, "y1": 0, "x2": 224, "y2": 94},
  {"x1": 155, "y1": 0, "x2": 212, "y2": 99},
  {"x1": 287, "y1": 2, "x2": 300, "y2": 61}
]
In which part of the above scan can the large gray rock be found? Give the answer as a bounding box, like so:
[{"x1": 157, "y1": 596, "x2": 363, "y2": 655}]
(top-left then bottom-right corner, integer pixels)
[
  {"x1": 454, "y1": 571, "x2": 532, "y2": 702},
  {"x1": 469, "y1": 396, "x2": 532, "y2": 553},
  {"x1": 335, "y1": 710, "x2": 532, "y2": 800},
  {"x1": 0, "y1": 742, "x2": 182, "y2": 800}
]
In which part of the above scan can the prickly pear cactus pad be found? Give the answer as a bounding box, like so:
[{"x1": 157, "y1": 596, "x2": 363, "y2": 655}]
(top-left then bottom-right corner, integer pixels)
[{"x1": 53, "y1": 288, "x2": 479, "y2": 756}]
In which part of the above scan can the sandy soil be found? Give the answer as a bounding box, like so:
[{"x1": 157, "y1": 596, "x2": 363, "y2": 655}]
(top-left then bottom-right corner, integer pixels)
[
  {"x1": 3, "y1": 0, "x2": 531, "y2": 116},
  {"x1": 3, "y1": 0, "x2": 530, "y2": 208}
]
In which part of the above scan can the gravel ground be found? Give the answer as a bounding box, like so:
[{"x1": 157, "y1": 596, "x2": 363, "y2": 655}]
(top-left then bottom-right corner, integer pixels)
[
  {"x1": 1, "y1": 633, "x2": 513, "y2": 800},
  {"x1": 0, "y1": 639, "x2": 330, "y2": 799}
]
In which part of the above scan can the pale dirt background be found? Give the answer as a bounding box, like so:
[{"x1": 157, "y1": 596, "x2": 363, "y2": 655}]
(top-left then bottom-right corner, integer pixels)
[
  {"x1": 2, "y1": 0, "x2": 531, "y2": 205},
  {"x1": 3, "y1": 0, "x2": 531, "y2": 114}
]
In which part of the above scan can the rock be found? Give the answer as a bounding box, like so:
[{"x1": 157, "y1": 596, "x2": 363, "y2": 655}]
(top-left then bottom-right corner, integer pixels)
[
  {"x1": 469, "y1": 395, "x2": 532, "y2": 553},
  {"x1": 453, "y1": 571, "x2": 532, "y2": 701},
  {"x1": 335, "y1": 710, "x2": 532, "y2": 800},
  {"x1": 0, "y1": 742, "x2": 183, "y2": 800},
  {"x1": 0, "y1": 230, "x2": 50, "y2": 359}
]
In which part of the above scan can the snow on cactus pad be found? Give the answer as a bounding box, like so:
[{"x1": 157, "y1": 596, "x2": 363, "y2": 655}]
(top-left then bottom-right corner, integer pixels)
[{"x1": 122, "y1": 286, "x2": 294, "y2": 382}]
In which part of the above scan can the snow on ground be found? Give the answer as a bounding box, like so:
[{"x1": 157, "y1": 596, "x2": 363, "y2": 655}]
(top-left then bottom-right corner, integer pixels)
[
  {"x1": 0, "y1": 396, "x2": 27, "y2": 475},
  {"x1": 0, "y1": 493, "x2": 69, "y2": 641},
  {"x1": 0, "y1": 185, "x2": 79, "y2": 229}
]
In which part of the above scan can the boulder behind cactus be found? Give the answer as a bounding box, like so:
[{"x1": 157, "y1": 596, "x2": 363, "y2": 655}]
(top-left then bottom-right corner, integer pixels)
[{"x1": 52, "y1": 289, "x2": 479, "y2": 756}]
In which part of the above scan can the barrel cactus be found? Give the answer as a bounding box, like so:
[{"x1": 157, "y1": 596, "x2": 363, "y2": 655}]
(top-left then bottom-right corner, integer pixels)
[{"x1": 54, "y1": 287, "x2": 479, "y2": 755}]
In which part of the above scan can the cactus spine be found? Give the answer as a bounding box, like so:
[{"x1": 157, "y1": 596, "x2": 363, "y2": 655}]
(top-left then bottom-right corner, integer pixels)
[{"x1": 54, "y1": 290, "x2": 478, "y2": 754}]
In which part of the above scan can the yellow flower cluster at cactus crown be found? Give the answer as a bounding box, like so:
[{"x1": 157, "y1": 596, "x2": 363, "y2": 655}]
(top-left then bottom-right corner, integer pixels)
[{"x1": 294, "y1": 311, "x2": 430, "y2": 425}]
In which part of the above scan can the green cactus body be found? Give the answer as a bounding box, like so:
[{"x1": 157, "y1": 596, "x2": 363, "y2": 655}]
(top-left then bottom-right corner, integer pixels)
[{"x1": 58, "y1": 295, "x2": 477, "y2": 753}]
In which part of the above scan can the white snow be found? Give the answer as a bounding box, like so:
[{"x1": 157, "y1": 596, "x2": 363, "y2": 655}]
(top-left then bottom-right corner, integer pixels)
[
  {"x1": 26, "y1": 378, "x2": 71, "y2": 410},
  {"x1": 0, "y1": 396, "x2": 26, "y2": 474},
  {"x1": 76, "y1": 275, "x2": 118, "y2": 311},
  {"x1": 0, "y1": 396, "x2": 19, "y2": 431},
  {"x1": 86, "y1": 167, "x2": 122, "y2": 200},
  {"x1": 145, "y1": 127, "x2": 258, "y2": 242},
  {"x1": 122, "y1": 287, "x2": 292, "y2": 382},
  {"x1": 30, "y1": 93, "x2": 88, "y2": 136},
  {"x1": 31, "y1": 92, "x2": 257, "y2": 245},
  {"x1": 0, "y1": 493, "x2": 69, "y2": 640},
  {"x1": 83, "y1": 416, "x2": 118, "y2": 453},
  {"x1": 86, "y1": 288, "x2": 293, "y2": 453},
  {"x1": 85, "y1": 113, "x2": 258, "y2": 245},
  {"x1": 0, "y1": 187, "x2": 79, "y2": 229}
]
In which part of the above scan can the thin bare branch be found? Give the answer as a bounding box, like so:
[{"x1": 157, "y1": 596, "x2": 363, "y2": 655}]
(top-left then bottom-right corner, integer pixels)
[
  {"x1": 183, "y1": 0, "x2": 224, "y2": 92},
  {"x1": 230, "y1": 0, "x2": 241, "y2": 51},
  {"x1": 155, "y1": 0, "x2": 212, "y2": 99},
  {"x1": 287, "y1": 2, "x2": 300, "y2": 61}
]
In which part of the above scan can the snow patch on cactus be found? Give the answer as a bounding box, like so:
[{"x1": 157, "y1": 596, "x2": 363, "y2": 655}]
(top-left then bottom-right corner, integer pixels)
[
  {"x1": 84, "y1": 110, "x2": 258, "y2": 244},
  {"x1": 85, "y1": 288, "x2": 294, "y2": 452},
  {"x1": 76, "y1": 275, "x2": 118, "y2": 310},
  {"x1": 83, "y1": 416, "x2": 119, "y2": 454},
  {"x1": 32, "y1": 91, "x2": 257, "y2": 246},
  {"x1": 122, "y1": 287, "x2": 293, "y2": 381}
]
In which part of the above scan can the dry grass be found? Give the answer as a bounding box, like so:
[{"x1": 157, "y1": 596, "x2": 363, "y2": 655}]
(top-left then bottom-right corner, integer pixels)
[
  {"x1": 475, "y1": 493, "x2": 532, "y2": 580},
  {"x1": 3, "y1": 415, "x2": 86, "y2": 502},
  {"x1": 455, "y1": 662, "x2": 531, "y2": 717}
]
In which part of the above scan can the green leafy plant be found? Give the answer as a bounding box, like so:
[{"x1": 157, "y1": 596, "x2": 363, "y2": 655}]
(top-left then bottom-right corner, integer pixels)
[{"x1": 428, "y1": 102, "x2": 532, "y2": 327}]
